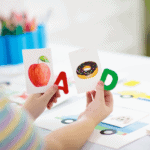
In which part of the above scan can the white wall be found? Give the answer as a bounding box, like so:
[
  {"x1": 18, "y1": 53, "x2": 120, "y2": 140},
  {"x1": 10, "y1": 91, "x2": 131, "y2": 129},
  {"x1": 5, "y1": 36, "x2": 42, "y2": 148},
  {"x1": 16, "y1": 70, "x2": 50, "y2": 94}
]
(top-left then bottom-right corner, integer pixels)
[
  {"x1": 0, "y1": 0, "x2": 24, "y2": 17},
  {"x1": 24, "y1": 0, "x2": 146, "y2": 55},
  {"x1": 0, "y1": 0, "x2": 24, "y2": 34}
]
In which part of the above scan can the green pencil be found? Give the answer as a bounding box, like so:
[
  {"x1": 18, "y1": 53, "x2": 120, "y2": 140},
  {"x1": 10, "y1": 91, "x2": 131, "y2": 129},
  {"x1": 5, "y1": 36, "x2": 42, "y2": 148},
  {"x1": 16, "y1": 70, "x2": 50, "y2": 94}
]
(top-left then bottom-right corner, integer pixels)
[{"x1": 12, "y1": 25, "x2": 23, "y2": 35}]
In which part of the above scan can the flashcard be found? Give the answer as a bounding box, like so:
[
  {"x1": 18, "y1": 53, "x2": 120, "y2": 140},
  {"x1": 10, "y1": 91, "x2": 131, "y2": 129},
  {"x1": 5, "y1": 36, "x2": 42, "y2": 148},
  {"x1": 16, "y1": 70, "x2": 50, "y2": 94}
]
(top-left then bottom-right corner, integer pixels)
[
  {"x1": 23, "y1": 48, "x2": 55, "y2": 94},
  {"x1": 102, "y1": 107, "x2": 149, "y2": 128},
  {"x1": 69, "y1": 48, "x2": 102, "y2": 93}
]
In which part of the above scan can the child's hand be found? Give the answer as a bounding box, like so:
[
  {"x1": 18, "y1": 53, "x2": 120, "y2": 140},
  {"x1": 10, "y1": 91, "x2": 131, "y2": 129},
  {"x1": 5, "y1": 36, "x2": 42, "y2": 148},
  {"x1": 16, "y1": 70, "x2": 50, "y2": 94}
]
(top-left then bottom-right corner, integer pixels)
[
  {"x1": 78, "y1": 81, "x2": 113, "y2": 126},
  {"x1": 23, "y1": 85, "x2": 60, "y2": 120}
]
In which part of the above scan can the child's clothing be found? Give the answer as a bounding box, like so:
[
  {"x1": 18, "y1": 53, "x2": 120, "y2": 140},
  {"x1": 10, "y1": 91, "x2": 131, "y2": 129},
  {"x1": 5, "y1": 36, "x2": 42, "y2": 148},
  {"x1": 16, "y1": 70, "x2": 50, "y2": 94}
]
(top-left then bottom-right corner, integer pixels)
[{"x1": 0, "y1": 98, "x2": 45, "y2": 150}]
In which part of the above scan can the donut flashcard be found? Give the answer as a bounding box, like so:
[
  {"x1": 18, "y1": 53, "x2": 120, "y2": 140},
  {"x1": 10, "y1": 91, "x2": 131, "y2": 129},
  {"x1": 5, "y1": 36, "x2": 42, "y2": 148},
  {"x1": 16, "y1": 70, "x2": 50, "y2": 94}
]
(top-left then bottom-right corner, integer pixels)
[
  {"x1": 23, "y1": 48, "x2": 55, "y2": 94},
  {"x1": 69, "y1": 48, "x2": 102, "y2": 93}
]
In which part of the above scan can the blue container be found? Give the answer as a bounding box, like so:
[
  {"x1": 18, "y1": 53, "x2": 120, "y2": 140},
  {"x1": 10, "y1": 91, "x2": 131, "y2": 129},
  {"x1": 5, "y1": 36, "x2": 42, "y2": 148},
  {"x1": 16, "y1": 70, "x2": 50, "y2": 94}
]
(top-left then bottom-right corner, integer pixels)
[
  {"x1": 0, "y1": 24, "x2": 47, "y2": 66},
  {"x1": 5, "y1": 34, "x2": 26, "y2": 65},
  {"x1": 25, "y1": 31, "x2": 39, "y2": 49},
  {"x1": 0, "y1": 36, "x2": 7, "y2": 65},
  {"x1": 37, "y1": 24, "x2": 46, "y2": 48}
]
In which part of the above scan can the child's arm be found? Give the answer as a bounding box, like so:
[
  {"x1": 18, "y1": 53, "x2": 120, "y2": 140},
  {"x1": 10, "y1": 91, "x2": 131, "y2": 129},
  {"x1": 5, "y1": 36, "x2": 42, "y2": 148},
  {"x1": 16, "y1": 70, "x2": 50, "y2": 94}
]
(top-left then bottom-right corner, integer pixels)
[
  {"x1": 45, "y1": 117, "x2": 95, "y2": 150},
  {"x1": 45, "y1": 81, "x2": 113, "y2": 150}
]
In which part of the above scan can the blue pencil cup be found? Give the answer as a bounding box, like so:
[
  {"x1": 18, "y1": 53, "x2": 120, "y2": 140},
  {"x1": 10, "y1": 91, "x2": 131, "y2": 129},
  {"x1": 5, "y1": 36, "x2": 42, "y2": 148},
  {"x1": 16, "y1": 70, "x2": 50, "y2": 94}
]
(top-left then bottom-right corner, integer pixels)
[
  {"x1": 5, "y1": 34, "x2": 26, "y2": 65},
  {"x1": 37, "y1": 24, "x2": 47, "y2": 48},
  {"x1": 0, "y1": 36, "x2": 7, "y2": 66},
  {"x1": 0, "y1": 24, "x2": 46, "y2": 66},
  {"x1": 25, "y1": 31, "x2": 39, "y2": 49}
]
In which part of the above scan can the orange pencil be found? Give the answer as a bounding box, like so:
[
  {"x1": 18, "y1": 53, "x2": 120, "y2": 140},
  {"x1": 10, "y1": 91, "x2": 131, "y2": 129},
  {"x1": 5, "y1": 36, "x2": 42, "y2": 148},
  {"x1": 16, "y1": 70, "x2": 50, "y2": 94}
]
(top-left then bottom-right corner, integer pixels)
[{"x1": 30, "y1": 18, "x2": 37, "y2": 31}]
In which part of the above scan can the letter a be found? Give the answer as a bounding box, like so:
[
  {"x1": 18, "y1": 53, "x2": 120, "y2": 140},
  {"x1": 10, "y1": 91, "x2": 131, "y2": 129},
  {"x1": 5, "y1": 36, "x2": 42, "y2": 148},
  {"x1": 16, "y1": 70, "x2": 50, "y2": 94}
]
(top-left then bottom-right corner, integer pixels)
[{"x1": 54, "y1": 72, "x2": 69, "y2": 94}]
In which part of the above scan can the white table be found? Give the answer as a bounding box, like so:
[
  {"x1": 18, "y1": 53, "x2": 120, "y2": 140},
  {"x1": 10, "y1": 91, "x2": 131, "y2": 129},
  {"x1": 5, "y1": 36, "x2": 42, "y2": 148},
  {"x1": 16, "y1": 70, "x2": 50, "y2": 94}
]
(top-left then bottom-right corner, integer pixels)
[{"x1": 1, "y1": 44, "x2": 150, "y2": 150}]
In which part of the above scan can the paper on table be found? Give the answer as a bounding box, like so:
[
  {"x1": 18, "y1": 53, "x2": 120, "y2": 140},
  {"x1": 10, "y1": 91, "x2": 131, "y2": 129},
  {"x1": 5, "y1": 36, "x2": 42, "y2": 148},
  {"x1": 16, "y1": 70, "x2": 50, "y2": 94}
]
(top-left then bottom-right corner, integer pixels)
[{"x1": 102, "y1": 107, "x2": 149, "y2": 128}]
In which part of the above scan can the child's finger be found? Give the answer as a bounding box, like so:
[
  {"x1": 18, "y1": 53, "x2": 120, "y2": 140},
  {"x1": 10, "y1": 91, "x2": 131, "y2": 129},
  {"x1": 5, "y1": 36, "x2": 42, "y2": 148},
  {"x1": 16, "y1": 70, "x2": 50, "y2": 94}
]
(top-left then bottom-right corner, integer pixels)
[
  {"x1": 104, "y1": 90, "x2": 113, "y2": 108},
  {"x1": 91, "y1": 90, "x2": 96, "y2": 99},
  {"x1": 47, "y1": 102, "x2": 53, "y2": 110},
  {"x1": 41, "y1": 85, "x2": 58, "y2": 102},
  {"x1": 47, "y1": 99, "x2": 55, "y2": 108},
  {"x1": 47, "y1": 97, "x2": 55, "y2": 105},
  {"x1": 46, "y1": 92, "x2": 59, "y2": 108},
  {"x1": 51, "y1": 93, "x2": 56, "y2": 100},
  {"x1": 47, "y1": 97, "x2": 58, "y2": 109},
  {"x1": 54, "y1": 99, "x2": 57, "y2": 103},
  {"x1": 56, "y1": 90, "x2": 61, "y2": 97},
  {"x1": 95, "y1": 81, "x2": 104, "y2": 103},
  {"x1": 86, "y1": 92, "x2": 92, "y2": 107}
]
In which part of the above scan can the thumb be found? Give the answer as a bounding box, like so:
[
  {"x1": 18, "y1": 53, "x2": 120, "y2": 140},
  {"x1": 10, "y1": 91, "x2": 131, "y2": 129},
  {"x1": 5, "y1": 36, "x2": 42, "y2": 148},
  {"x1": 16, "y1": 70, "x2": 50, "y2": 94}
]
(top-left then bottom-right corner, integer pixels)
[
  {"x1": 95, "y1": 81, "x2": 104, "y2": 102},
  {"x1": 41, "y1": 85, "x2": 58, "y2": 102}
]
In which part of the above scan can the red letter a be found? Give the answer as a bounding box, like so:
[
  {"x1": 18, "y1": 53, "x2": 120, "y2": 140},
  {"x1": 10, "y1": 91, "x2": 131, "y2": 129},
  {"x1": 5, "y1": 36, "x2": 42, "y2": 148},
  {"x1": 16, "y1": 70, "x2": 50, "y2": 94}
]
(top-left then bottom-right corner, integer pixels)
[{"x1": 54, "y1": 72, "x2": 69, "y2": 94}]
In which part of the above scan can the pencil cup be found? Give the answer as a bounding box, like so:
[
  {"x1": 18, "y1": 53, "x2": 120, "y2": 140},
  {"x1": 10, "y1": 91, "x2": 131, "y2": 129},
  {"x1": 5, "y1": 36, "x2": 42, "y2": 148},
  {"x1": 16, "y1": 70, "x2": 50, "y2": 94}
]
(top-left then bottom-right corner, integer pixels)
[
  {"x1": 0, "y1": 24, "x2": 47, "y2": 66},
  {"x1": 37, "y1": 24, "x2": 46, "y2": 48},
  {"x1": 0, "y1": 36, "x2": 7, "y2": 66},
  {"x1": 5, "y1": 34, "x2": 26, "y2": 65},
  {"x1": 25, "y1": 31, "x2": 39, "y2": 49}
]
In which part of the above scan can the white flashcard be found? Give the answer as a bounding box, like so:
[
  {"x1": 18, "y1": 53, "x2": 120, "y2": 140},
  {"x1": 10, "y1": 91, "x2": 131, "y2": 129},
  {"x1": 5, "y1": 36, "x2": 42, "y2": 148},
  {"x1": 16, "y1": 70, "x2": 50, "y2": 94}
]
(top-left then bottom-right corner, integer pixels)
[
  {"x1": 102, "y1": 107, "x2": 149, "y2": 128},
  {"x1": 69, "y1": 48, "x2": 102, "y2": 93},
  {"x1": 23, "y1": 48, "x2": 55, "y2": 94}
]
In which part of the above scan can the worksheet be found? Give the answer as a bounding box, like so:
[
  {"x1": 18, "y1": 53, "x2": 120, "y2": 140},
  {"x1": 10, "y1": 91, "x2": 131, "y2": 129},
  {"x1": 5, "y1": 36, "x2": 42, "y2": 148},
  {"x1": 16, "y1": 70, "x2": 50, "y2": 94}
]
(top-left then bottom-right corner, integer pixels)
[
  {"x1": 35, "y1": 95, "x2": 150, "y2": 149},
  {"x1": 102, "y1": 107, "x2": 149, "y2": 128}
]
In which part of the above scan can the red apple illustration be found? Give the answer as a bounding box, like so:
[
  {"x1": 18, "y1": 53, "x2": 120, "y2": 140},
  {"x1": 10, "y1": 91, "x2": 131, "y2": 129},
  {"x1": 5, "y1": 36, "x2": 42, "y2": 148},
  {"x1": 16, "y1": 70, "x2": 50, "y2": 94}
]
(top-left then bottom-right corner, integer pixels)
[{"x1": 28, "y1": 56, "x2": 51, "y2": 87}]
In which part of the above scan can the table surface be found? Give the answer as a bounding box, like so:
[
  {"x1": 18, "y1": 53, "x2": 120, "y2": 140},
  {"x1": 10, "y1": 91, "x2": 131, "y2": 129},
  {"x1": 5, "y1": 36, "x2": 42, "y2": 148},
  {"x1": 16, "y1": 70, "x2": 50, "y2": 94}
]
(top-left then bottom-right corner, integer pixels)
[{"x1": 1, "y1": 44, "x2": 150, "y2": 150}]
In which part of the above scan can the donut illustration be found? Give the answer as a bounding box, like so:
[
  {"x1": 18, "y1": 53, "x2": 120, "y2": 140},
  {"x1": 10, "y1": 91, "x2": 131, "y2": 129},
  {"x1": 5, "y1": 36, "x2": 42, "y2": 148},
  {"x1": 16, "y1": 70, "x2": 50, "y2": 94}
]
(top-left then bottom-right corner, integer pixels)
[
  {"x1": 61, "y1": 119, "x2": 76, "y2": 124},
  {"x1": 100, "y1": 129, "x2": 117, "y2": 135},
  {"x1": 76, "y1": 61, "x2": 98, "y2": 79}
]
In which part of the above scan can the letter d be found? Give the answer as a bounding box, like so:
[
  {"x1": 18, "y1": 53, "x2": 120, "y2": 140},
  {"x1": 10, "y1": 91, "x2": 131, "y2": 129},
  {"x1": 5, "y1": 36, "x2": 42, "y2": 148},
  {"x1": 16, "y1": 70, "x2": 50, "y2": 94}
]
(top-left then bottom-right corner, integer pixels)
[{"x1": 100, "y1": 69, "x2": 118, "y2": 91}]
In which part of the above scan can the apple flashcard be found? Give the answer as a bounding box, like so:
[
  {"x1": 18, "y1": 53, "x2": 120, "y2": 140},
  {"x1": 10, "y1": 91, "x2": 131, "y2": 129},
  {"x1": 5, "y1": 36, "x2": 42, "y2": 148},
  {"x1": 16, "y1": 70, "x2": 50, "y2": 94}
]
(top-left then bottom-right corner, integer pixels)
[
  {"x1": 69, "y1": 48, "x2": 102, "y2": 94},
  {"x1": 23, "y1": 48, "x2": 55, "y2": 94}
]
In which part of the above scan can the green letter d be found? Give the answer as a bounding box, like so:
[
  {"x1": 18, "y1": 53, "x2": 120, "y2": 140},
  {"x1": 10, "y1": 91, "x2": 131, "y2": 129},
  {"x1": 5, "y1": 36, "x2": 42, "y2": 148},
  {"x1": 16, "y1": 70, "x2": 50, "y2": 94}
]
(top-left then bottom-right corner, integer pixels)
[{"x1": 100, "y1": 68, "x2": 118, "y2": 91}]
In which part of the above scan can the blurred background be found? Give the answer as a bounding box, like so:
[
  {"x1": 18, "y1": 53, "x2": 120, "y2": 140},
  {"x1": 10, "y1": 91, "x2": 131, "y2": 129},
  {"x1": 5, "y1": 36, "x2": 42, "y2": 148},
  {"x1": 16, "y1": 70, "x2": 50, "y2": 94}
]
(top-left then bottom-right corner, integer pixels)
[{"x1": 0, "y1": 0, "x2": 150, "y2": 56}]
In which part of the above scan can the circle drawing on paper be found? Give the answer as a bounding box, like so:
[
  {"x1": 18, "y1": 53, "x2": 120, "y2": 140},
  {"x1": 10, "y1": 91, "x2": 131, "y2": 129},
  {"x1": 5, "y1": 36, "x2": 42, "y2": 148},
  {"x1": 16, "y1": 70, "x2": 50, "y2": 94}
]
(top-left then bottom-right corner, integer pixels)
[
  {"x1": 100, "y1": 129, "x2": 117, "y2": 135},
  {"x1": 61, "y1": 119, "x2": 76, "y2": 124}
]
